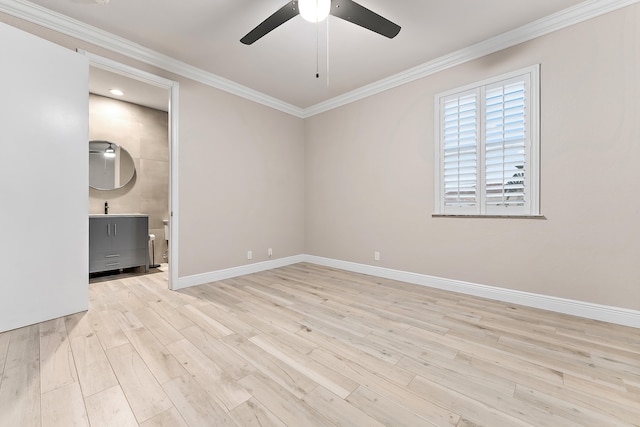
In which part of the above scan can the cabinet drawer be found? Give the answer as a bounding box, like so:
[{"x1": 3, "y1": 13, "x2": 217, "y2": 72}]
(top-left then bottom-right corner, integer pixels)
[
  {"x1": 89, "y1": 254, "x2": 123, "y2": 273},
  {"x1": 89, "y1": 249, "x2": 147, "y2": 273}
]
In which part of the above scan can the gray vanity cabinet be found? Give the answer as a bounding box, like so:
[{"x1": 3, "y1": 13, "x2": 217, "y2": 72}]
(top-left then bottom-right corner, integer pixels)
[{"x1": 89, "y1": 215, "x2": 149, "y2": 273}]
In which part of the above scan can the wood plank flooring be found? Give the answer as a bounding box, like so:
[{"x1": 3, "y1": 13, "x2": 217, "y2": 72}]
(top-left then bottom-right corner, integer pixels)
[{"x1": 0, "y1": 263, "x2": 639, "y2": 426}]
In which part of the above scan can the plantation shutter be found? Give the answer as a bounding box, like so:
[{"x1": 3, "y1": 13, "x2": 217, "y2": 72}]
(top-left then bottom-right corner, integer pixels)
[
  {"x1": 434, "y1": 65, "x2": 538, "y2": 216},
  {"x1": 441, "y1": 90, "x2": 478, "y2": 213},
  {"x1": 484, "y1": 75, "x2": 529, "y2": 213}
]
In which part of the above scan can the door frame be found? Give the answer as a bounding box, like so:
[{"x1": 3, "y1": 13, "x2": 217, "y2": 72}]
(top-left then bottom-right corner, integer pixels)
[{"x1": 79, "y1": 50, "x2": 180, "y2": 290}]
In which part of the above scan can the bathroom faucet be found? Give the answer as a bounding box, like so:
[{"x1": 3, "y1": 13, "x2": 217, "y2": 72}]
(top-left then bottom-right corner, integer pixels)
[{"x1": 104, "y1": 201, "x2": 109, "y2": 214}]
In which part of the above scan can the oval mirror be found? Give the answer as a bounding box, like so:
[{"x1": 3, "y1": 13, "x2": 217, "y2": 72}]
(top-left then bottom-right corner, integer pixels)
[{"x1": 89, "y1": 140, "x2": 136, "y2": 190}]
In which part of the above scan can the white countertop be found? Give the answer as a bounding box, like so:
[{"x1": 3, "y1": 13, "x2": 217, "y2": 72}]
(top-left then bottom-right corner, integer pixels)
[{"x1": 89, "y1": 214, "x2": 148, "y2": 218}]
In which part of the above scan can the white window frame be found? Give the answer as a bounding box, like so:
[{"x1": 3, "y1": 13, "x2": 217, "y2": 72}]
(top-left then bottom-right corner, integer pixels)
[{"x1": 434, "y1": 65, "x2": 540, "y2": 217}]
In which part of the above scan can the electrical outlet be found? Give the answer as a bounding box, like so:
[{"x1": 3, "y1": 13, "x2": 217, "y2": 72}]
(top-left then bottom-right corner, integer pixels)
[
  {"x1": 268, "y1": 248, "x2": 273, "y2": 258},
  {"x1": 247, "y1": 250, "x2": 252, "y2": 260},
  {"x1": 374, "y1": 251, "x2": 380, "y2": 261}
]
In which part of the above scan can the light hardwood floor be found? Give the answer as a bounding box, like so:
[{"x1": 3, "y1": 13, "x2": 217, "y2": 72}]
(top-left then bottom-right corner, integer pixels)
[{"x1": 0, "y1": 263, "x2": 639, "y2": 426}]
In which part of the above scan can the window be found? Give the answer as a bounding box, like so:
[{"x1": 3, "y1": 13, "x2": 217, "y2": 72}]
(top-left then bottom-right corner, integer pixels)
[{"x1": 434, "y1": 65, "x2": 540, "y2": 216}]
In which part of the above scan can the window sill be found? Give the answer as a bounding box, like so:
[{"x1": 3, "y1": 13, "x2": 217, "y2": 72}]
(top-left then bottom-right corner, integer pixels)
[{"x1": 432, "y1": 214, "x2": 546, "y2": 219}]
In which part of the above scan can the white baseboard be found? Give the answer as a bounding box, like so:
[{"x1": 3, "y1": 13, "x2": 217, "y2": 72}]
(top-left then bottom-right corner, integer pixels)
[
  {"x1": 304, "y1": 255, "x2": 640, "y2": 329},
  {"x1": 174, "y1": 255, "x2": 306, "y2": 290},
  {"x1": 174, "y1": 254, "x2": 640, "y2": 328}
]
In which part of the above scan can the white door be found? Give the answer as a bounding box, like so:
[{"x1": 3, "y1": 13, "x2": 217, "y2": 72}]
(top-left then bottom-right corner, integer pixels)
[{"x1": 0, "y1": 22, "x2": 89, "y2": 332}]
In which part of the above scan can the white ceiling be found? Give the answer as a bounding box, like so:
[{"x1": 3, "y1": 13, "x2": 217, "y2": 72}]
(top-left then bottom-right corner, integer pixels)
[
  {"x1": 89, "y1": 66, "x2": 169, "y2": 111},
  {"x1": 22, "y1": 0, "x2": 593, "y2": 110}
]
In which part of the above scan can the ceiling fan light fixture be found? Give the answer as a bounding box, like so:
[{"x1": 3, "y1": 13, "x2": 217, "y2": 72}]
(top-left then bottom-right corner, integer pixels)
[{"x1": 299, "y1": 0, "x2": 331, "y2": 23}]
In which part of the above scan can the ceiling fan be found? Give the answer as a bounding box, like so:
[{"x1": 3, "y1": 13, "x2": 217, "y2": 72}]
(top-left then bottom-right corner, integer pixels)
[{"x1": 241, "y1": 0, "x2": 401, "y2": 45}]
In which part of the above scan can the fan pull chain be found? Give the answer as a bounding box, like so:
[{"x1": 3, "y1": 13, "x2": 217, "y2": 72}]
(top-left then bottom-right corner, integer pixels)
[
  {"x1": 315, "y1": 5, "x2": 320, "y2": 79},
  {"x1": 326, "y1": 16, "x2": 329, "y2": 86}
]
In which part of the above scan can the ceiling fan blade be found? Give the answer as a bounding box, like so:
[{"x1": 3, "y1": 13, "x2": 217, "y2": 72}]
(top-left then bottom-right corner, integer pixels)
[
  {"x1": 330, "y1": 0, "x2": 401, "y2": 39},
  {"x1": 241, "y1": 1, "x2": 300, "y2": 45}
]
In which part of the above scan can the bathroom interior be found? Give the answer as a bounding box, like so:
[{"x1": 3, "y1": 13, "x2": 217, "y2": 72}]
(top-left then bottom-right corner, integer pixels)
[{"x1": 88, "y1": 66, "x2": 170, "y2": 281}]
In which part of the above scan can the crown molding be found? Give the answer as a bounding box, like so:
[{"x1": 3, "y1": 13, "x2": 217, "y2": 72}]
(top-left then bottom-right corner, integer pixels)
[
  {"x1": 302, "y1": 0, "x2": 640, "y2": 117},
  {"x1": 1, "y1": 0, "x2": 637, "y2": 118},
  {"x1": 0, "y1": 0, "x2": 306, "y2": 118}
]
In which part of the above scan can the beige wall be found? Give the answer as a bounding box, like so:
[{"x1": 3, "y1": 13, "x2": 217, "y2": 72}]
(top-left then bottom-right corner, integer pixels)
[
  {"x1": 305, "y1": 5, "x2": 640, "y2": 310},
  {"x1": 178, "y1": 79, "x2": 305, "y2": 275},
  {"x1": 88, "y1": 94, "x2": 169, "y2": 264}
]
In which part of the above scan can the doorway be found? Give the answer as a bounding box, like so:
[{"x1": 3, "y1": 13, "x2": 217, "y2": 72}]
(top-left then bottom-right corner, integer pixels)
[{"x1": 82, "y1": 51, "x2": 179, "y2": 289}]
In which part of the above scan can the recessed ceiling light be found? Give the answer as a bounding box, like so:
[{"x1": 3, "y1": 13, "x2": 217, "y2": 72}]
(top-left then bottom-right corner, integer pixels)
[
  {"x1": 95, "y1": 0, "x2": 110, "y2": 4},
  {"x1": 109, "y1": 89, "x2": 124, "y2": 96}
]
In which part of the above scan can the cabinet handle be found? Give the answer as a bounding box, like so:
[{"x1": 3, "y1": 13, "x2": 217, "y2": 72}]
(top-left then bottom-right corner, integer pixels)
[
  {"x1": 114, "y1": 224, "x2": 117, "y2": 236},
  {"x1": 107, "y1": 224, "x2": 110, "y2": 236}
]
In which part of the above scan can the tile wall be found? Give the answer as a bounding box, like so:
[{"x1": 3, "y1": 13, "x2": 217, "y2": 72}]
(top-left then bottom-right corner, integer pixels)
[{"x1": 88, "y1": 94, "x2": 169, "y2": 265}]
